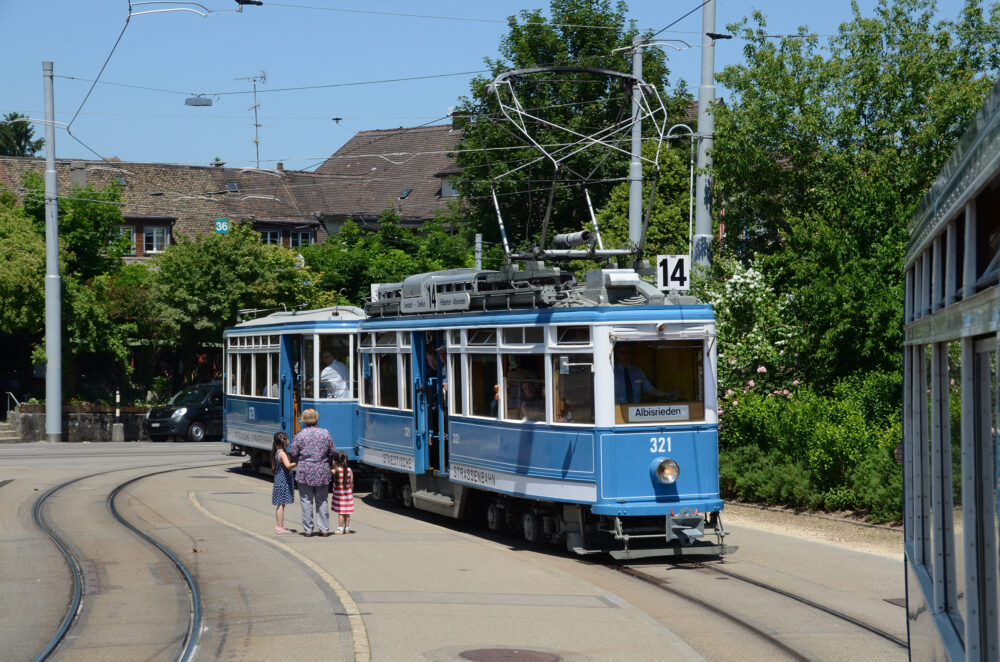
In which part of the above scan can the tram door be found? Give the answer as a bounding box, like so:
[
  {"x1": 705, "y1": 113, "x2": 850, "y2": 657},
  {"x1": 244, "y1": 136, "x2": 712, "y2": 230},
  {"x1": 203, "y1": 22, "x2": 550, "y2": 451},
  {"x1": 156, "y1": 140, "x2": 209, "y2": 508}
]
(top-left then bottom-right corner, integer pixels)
[
  {"x1": 288, "y1": 335, "x2": 302, "y2": 435},
  {"x1": 416, "y1": 331, "x2": 447, "y2": 473}
]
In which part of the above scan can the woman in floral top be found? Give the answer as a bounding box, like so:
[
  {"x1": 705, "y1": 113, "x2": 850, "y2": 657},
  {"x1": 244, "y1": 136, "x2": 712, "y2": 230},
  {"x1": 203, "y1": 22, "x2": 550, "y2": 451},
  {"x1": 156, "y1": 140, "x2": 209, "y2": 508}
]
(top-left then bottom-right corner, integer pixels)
[{"x1": 288, "y1": 408, "x2": 336, "y2": 537}]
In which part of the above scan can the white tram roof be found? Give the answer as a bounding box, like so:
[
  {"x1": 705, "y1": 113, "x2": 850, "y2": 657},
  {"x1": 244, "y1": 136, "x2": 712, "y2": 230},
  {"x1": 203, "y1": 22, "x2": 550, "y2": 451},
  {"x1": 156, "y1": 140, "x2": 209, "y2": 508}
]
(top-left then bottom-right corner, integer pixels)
[{"x1": 229, "y1": 306, "x2": 365, "y2": 331}]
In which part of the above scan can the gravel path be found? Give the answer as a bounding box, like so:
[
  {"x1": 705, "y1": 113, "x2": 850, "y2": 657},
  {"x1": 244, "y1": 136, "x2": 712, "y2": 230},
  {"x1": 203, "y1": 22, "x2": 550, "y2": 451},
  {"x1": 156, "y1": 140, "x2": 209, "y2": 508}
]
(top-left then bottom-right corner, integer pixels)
[{"x1": 723, "y1": 502, "x2": 904, "y2": 561}]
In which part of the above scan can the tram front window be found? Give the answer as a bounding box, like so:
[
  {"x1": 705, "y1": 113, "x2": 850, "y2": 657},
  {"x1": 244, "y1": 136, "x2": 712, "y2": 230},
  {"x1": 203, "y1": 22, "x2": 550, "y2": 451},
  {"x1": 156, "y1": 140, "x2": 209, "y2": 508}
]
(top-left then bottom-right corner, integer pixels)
[{"x1": 613, "y1": 340, "x2": 704, "y2": 424}]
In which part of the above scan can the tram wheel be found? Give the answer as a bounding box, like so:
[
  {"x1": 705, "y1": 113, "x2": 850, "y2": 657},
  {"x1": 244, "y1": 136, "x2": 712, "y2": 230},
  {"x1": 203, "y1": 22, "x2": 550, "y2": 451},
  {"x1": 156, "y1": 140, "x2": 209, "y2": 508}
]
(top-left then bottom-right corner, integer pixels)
[
  {"x1": 486, "y1": 503, "x2": 502, "y2": 531},
  {"x1": 401, "y1": 482, "x2": 413, "y2": 509},
  {"x1": 371, "y1": 478, "x2": 386, "y2": 501},
  {"x1": 522, "y1": 512, "x2": 540, "y2": 542}
]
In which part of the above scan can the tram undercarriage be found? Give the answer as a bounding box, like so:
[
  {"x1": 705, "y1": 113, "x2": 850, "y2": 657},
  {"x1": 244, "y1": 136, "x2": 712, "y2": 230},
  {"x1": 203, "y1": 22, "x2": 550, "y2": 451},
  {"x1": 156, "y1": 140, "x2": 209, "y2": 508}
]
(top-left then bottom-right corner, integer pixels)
[{"x1": 368, "y1": 469, "x2": 736, "y2": 559}]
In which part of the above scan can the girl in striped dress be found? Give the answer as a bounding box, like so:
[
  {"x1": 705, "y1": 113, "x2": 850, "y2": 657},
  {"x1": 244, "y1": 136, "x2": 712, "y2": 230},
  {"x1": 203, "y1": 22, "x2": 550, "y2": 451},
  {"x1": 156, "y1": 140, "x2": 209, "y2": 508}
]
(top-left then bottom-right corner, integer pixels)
[
  {"x1": 271, "y1": 431, "x2": 297, "y2": 534},
  {"x1": 330, "y1": 451, "x2": 354, "y2": 534}
]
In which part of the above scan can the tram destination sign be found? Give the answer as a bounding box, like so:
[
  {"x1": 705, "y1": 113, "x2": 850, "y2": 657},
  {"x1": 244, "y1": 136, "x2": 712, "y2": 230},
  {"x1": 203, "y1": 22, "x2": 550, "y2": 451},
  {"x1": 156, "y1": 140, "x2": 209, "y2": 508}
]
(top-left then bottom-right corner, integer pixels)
[
  {"x1": 628, "y1": 404, "x2": 689, "y2": 422},
  {"x1": 435, "y1": 292, "x2": 470, "y2": 311}
]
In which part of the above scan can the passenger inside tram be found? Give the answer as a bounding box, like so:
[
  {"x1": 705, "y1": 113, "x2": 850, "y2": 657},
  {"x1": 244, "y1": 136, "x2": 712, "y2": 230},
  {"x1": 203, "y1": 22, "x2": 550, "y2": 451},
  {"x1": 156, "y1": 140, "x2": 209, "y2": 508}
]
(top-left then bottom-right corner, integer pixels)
[{"x1": 614, "y1": 344, "x2": 672, "y2": 404}]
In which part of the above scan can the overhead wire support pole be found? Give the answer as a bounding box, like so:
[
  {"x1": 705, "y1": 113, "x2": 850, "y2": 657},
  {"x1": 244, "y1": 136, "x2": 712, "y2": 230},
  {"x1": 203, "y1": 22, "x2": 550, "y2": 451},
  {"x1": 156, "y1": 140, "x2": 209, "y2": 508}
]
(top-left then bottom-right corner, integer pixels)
[
  {"x1": 694, "y1": 0, "x2": 719, "y2": 270},
  {"x1": 43, "y1": 61, "x2": 62, "y2": 443},
  {"x1": 628, "y1": 35, "x2": 644, "y2": 248}
]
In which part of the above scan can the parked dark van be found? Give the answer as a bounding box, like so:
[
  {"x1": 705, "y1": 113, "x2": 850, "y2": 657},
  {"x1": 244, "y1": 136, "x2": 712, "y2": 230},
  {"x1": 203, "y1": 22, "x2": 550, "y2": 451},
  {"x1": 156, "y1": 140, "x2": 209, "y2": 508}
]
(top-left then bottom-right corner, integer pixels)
[{"x1": 144, "y1": 382, "x2": 223, "y2": 442}]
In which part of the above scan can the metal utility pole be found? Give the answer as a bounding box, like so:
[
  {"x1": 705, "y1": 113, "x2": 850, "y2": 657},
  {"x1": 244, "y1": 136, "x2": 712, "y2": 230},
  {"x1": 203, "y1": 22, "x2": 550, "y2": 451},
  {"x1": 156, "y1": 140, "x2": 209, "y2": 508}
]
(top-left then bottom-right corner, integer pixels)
[
  {"x1": 43, "y1": 61, "x2": 62, "y2": 442},
  {"x1": 694, "y1": 0, "x2": 717, "y2": 269},
  {"x1": 238, "y1": 72, "x2": 266, "y2": 168},
  {"x1": 628, "y1": 36, "x2": 644, "y2": 247}
]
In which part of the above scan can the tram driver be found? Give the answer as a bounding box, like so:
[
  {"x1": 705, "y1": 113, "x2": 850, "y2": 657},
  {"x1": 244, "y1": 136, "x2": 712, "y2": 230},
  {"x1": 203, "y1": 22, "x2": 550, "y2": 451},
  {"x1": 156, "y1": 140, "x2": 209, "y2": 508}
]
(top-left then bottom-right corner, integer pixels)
[
  {"x1": 614, "y1": 344, "x2": 676, "y2": 404},
  {"x1": 320, "y1": 350, "x2": 350, "y2": 399}
]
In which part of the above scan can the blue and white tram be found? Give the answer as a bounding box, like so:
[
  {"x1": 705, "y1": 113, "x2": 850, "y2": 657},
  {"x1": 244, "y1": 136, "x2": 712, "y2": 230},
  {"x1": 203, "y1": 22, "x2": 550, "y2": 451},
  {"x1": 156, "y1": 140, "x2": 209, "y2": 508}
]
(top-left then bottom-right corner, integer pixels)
[
  {"x1": 358, "y1": 263, "x2": 731, "y2": 558},
  {"x1": 223, "y1": 306, "x2": 365, "y2": 471}
]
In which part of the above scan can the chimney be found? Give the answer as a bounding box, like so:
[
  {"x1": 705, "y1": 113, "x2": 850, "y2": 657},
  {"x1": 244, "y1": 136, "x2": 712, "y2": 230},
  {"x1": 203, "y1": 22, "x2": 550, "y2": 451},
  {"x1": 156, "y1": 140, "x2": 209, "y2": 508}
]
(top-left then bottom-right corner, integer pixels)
[
  {"x1": 69, "y1": 161, "x2": 86, "y2": 188},
  {"x1": 276, "y1": 162, "x2": 284, "y2": 172}
]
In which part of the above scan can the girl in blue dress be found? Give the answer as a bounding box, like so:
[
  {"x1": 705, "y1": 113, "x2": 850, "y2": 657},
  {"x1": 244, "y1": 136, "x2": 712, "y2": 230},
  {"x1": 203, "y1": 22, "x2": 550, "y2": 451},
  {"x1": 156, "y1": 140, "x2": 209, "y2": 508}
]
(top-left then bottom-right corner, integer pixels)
[{"x1": 271, "y1": 431, "x2": 297, "y2": 534}]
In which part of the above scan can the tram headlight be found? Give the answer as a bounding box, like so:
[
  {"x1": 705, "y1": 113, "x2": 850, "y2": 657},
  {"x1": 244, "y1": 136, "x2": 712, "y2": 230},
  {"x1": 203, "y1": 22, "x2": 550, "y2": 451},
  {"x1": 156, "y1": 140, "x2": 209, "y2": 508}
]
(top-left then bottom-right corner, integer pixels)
[{"x1": 652, "y1": 457, "x2": 679, "y2": 484}]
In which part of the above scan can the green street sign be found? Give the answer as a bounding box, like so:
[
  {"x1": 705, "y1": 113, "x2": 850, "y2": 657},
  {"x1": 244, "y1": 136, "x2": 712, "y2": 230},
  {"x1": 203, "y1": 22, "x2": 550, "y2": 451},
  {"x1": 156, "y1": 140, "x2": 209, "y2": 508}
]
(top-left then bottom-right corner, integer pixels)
[{"x1": 215, "y1": 218, "x2": 230, "y2": 234}]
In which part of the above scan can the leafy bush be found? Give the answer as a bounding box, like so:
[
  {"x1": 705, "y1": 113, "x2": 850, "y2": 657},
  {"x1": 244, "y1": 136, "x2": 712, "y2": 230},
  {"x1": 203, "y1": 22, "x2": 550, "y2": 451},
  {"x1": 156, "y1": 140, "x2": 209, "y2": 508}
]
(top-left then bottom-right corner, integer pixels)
[{"x1": 720, "y1": 371, "x2": 902, "y2": 522}]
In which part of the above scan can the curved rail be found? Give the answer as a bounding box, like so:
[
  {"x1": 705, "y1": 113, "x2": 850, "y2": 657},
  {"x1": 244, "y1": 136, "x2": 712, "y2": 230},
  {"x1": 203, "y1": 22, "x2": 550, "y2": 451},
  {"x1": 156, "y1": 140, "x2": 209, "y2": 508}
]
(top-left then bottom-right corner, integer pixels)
[
  {"x1": 30, "y1": 462, "x2": 230, "y2": 661},
  {"x1": 617, "y1": 565, "x2": 815, "y2": 662},
  {"x1": 692, "y1": 561, "x2": 908, "y2": 649}
]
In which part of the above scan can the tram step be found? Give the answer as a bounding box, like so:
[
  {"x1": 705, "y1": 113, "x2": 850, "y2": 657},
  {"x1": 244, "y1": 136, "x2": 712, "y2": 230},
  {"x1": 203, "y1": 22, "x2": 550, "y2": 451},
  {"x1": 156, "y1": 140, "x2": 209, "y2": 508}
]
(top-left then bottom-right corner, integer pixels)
[{"x1": 412, "y1": 489, "x2": 456, "y2": 517}]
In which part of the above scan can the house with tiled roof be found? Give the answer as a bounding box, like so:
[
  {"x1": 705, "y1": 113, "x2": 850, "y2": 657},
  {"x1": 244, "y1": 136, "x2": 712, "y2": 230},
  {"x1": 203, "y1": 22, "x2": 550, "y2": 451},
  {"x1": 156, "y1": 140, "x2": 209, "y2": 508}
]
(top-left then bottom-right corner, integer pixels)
[
  {"x1": 0, "y1": 157, "x2": 328, "y2": 258},
  {"x1": 0, "y1": 122, "x2": 462, "y2": 256},
  {"x1": 312, "y1": 123, "x2": 463, "y2": 230}
]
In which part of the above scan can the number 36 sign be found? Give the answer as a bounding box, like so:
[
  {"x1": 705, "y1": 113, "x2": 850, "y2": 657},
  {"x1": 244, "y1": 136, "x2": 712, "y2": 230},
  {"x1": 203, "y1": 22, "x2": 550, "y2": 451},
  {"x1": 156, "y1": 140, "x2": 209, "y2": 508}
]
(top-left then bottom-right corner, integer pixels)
[{"x1": 656, "y1": 254, "x2": 690, "y2": 292}]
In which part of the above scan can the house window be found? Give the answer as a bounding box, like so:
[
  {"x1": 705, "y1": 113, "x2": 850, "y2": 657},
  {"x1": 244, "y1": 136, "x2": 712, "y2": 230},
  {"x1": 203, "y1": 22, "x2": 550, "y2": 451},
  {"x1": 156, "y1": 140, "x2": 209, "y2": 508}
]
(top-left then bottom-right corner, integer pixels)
[
  {"x1": 441, "y1": 179, "x2": 458, "y2": 197},
  {"x1": 119, "y1": 226, "x2": 136, "y2": 255},
  {"x1": 290, "y1": 231, "x2": 313, "y2": 248},
  {"x1": 260, "y1": 230, "x2": 282, "y2": 245},
  {"x1": 144, "y1": 226, "x2": 169, "y2": 254}
]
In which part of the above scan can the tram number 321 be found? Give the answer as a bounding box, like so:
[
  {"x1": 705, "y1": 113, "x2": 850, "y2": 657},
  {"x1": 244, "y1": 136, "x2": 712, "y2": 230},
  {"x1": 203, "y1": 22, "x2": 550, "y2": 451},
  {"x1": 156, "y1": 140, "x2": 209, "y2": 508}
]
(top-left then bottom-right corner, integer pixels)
[
  {"x1": 656, "y1": 255, "x2": 690, "y2": 292},
  {"x1": 650, "y1": 437, "x2": 672, "y2": 452}
]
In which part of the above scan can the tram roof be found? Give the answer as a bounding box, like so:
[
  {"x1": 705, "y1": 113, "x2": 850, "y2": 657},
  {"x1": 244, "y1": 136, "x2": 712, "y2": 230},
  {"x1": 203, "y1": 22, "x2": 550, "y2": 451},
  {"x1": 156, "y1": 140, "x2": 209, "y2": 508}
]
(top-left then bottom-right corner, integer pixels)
[
  {"x1": 358, "y1": 303, "x2": 715, "y2": 330},
  {"x1": 226, "y1": 306, "x2": 365, "y2": 334}
]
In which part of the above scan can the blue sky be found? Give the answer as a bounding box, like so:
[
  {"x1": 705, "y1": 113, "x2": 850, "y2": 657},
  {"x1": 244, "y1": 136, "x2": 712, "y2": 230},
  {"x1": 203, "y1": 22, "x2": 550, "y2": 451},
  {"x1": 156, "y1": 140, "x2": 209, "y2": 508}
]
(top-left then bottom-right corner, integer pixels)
[{"x1": 2, "y1": 1, "x2": 968, "y2": 170}]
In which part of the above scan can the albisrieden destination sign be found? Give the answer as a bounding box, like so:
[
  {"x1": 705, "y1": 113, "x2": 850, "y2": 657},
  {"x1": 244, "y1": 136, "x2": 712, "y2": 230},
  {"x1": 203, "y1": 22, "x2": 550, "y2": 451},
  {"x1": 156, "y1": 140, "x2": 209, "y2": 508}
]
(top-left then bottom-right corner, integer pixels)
[{"x1": 628, "y1": 404, "x2": 689, "y2": 422}]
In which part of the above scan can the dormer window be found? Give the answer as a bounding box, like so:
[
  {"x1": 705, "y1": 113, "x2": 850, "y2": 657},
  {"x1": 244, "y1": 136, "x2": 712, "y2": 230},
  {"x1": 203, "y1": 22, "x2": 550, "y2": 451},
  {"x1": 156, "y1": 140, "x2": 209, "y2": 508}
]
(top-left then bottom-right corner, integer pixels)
[
  {"x1": 441, "y1": 179, "x2": 458, "y2": 197},
  {"x1": 399, "y1": 188, "x2": 412, "y2": 199},
  {"x1": 226, "y1": 182, "x2": 240, "y2": 193}
]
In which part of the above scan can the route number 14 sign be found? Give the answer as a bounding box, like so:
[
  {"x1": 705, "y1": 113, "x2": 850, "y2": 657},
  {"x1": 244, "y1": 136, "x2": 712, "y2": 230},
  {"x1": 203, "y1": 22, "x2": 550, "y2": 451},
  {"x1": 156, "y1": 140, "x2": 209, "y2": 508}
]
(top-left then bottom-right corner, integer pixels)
[{"x1": 656, "y1": 254, "x2": 690, "y2": 292}]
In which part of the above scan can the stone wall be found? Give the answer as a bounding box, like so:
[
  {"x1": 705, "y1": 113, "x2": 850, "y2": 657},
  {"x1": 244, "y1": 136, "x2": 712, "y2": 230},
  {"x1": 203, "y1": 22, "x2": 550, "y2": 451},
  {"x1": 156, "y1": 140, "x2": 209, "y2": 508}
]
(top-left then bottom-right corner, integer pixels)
[{"x1": 8, "y1": 411, "x2": 151, "y2": 442}]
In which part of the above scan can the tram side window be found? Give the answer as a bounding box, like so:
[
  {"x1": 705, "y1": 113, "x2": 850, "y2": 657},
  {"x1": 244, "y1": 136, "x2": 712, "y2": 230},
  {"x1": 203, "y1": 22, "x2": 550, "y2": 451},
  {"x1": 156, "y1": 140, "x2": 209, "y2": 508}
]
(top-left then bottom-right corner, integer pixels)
[
  {"x1": 359, "y1": 354, "x2": 374, "y2": 405},
  {"x1": 269, "y1": 352, "x2": 279, "y2": 397},
  {"x1": 450, "y1": 354, "x2": 464, "y2": 415},
  {"x1": 469, "y1": 354, "x2": 498, "y2": 417},
  {"x1": 255, "y1": 353, "x2": 268, "y2": 396},
  {"x1": 613, "y1": 340, "x2": 704, "y2": 423},
  {"x1": 319, "y1": 335, "x2": 352, "y2": 399},
  {"x1": 302, "y1": 336, "x2": 315, "y2": 400},
  {"x1": 240, "y1": 356, "x2": 252, "y2": 396},
  {"x1": 400, "y1": 354, "x2": 411, "y2": 410},
  {"x1": 503, "y1": 354, "x2": 545, "y2": 422},
  {"x1": 227, "y1": 353, "x2": 237, "y2": 394},
  {"x1": 377, "y1": 354, "x2": 399, "y2": 408},
  {"x1": 553, "y1": 353, "x2": 594, "y2": 424}
]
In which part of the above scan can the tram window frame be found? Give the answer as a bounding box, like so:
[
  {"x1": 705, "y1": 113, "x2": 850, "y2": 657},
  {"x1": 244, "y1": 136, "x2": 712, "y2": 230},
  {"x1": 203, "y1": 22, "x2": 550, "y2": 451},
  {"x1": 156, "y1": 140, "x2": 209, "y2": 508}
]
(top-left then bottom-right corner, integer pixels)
[
  {"x1": 612, "y1": 339, "x2": 706, "y2": 424},
  {"x1": 502, "y1": 353, "x2": 547, "y2": 422},
  {"x1": 376, "y1": 352, "x2": 400, "y2": 408},
  {"x1": 556, "y1": 326, "x2": 591, "y2": 345},
  {"x1": 449, "y1": 329, "x2": 462, "y2": 346},
  {"x1": 400, "y1": 352, "x2": 411, "y2": 410},
  {"x1": 468, "y1": 353, "x2": 499, "y2": 418},
  {"x1": 450, "y1": 353, "x2": 464, "y2": 415},
  {"x1": 552, "y1": 352, "x2": 595, "y2": 424},
  {"x1": 359, "y1": 352, "x2": 374, "y2": 406},
  {"x1": 318, "y1": 333, "x2": 354, "y2": 399},
  {"x1": 468, "y1": 329, "x2": 497, "y2": 346},
  {"x1": 502, "y1": 327, "x2": 544, "y2": 345},
  {"x1": 302, "y1": 336, "x2": 315, "y2": 400}
]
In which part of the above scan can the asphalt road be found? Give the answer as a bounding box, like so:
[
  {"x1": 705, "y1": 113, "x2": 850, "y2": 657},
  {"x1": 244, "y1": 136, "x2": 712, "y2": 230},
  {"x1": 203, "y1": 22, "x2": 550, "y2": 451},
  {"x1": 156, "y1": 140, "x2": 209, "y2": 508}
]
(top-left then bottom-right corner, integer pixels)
[{"x1": 1, "y1": 442, "x2": 907, "y2": 661}]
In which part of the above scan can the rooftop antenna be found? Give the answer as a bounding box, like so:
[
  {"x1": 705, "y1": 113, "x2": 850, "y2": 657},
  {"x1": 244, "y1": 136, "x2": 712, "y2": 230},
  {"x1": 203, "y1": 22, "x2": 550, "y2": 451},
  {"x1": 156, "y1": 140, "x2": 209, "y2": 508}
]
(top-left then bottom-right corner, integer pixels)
[{"x1": 237, "y1": 71, "x2": 266, "y2": 168}]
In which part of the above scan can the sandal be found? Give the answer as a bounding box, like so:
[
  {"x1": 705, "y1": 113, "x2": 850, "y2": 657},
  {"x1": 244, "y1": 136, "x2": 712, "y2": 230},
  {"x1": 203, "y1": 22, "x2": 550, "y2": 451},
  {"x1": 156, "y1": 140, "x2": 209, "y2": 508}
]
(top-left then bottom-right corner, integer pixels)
[{"x1": 276, "y1": 527, "x2": 294, "y2": 534}]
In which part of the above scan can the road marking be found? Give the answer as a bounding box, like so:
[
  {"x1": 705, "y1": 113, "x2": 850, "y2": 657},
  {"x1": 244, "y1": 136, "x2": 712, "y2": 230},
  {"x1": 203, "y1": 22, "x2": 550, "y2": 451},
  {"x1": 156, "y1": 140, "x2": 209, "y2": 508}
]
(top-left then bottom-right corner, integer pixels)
[{"x1": 187, "y1": 491, "x2": 371, "y2": 661}]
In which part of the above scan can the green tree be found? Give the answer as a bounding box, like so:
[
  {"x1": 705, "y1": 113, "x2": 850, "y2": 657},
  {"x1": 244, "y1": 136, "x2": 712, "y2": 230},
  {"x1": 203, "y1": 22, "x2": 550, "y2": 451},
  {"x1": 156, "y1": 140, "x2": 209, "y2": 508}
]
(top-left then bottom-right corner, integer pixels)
[
  {"x1": 148, "y1": 223, "x2": 328, "y2": 372},
  {"x1": 452, "y1": 0, "x2": 689, "y2": 249},
  {"x1": 0, "y1": 112, "x2": 43, "y2": 157},
  {"x1": 21, "y1": 171, "x2": 131, "y2": 280},
  {"x1": 0, "y1": 201, "x2": 45, "y2": 335},
  {"x1": 301, "y1": 211, "x2": 473, "y2": 305},
  {"x1": 711, "y1": 0, "x2": 1000, "y2": 388}
]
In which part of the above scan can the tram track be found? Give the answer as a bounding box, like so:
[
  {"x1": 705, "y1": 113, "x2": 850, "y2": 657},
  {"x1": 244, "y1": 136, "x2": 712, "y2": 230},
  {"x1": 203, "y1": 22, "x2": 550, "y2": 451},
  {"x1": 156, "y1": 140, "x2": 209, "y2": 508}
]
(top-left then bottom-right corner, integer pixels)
[
  {"x1": 614, "y1": 558, "x2": 907, "y2": 661},
  {"x1": 30, "y1": 461, "x2": 232, "y2": 662}
]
